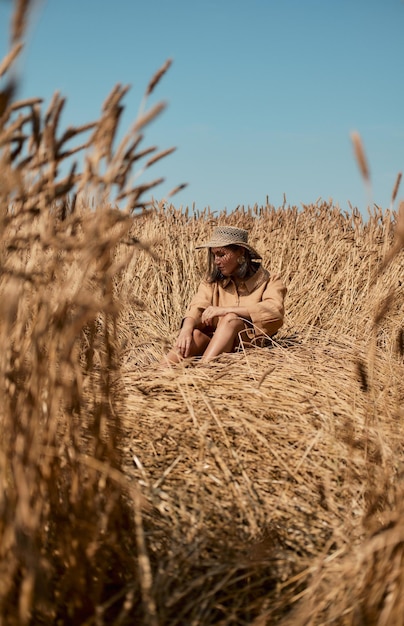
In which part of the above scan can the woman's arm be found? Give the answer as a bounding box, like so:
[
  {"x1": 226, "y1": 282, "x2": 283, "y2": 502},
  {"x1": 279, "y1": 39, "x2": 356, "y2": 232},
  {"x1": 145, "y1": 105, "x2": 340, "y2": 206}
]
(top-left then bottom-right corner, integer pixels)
[
  {"x1": 247, "y1": 274, "x2": 287, "y2": 335},
  {"x1": 183, "y1": 281, "x2": 213, "y2": 326},
  {"x1": 201, "y1": 305, "x2": 250, "y2": 326},
  {"x1": 175, "y1": 316, "x2": 196, "y2": 358}
]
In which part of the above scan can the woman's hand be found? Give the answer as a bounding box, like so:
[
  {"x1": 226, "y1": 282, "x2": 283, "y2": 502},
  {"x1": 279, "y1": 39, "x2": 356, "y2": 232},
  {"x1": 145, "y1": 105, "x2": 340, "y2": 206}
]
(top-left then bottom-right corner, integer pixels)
[
  {"x1": 201, "y1": 306, "x2": 226, "y2": 326},
  {"x1": 175, "y1": 326, "x2": 193, "y2": 358}
]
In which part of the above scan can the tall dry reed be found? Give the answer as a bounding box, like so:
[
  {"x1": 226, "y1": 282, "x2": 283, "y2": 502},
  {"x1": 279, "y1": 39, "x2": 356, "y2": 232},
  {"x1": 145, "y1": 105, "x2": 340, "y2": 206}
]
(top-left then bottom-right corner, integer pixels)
[{"x1": 0, "y1": 2, "x2": 181, "y2": 623}]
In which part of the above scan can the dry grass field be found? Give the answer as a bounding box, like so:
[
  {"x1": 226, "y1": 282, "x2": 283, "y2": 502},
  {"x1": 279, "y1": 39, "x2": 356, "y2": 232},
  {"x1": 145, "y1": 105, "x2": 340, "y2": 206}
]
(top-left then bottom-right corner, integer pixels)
[{"x1": 0, "y1": 2, "x2": 404, "y2": 624}]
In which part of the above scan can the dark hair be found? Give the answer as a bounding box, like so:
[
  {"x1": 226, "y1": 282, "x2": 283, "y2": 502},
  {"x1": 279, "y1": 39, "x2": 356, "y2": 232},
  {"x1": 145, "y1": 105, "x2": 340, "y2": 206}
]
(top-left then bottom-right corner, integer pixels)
[{"x1": 206, "y1": 245, "x2": 260, "y2": 283}]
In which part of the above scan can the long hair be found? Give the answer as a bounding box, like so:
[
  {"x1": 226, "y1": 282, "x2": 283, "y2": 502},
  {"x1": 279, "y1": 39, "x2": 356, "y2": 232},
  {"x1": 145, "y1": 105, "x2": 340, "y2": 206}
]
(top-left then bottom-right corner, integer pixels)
[{"x1": 205, "y1": 245, "x2": 260, "y2": 283}]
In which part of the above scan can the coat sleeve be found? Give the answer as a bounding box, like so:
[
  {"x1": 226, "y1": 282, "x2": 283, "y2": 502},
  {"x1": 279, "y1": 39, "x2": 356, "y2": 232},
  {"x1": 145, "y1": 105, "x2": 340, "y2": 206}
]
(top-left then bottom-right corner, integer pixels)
[
  {"x1": 183, "y1": 280, "x2": 213, "y2": 325},
  {"x1": 248, "y1": 274, "x2": 287, "y2": 337}
]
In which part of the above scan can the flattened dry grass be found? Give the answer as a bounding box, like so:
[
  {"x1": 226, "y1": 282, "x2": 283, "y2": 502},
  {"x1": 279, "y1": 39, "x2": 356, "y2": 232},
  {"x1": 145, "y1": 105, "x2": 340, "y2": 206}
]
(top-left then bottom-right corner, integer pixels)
[
  {"x1": 113, "y1": 201, "x2": 403, "y2": 624},
  {"x1": 118, "y1": 275, "x2": 401, "y2": 623}
]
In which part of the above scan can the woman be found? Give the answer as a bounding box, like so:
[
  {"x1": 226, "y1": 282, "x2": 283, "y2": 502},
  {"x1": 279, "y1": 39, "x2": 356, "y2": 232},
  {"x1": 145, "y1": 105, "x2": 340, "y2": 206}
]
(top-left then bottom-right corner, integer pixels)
[{"x1": 163, "y1": 225, "x2": 287, "y2": 364}]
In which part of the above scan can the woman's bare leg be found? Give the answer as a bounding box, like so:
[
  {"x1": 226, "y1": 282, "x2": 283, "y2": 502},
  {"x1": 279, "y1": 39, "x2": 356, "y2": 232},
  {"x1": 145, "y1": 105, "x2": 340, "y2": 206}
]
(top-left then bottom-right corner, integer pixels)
[
  {"x1": 200, "y1": 314, "x2": 245, "y2": 362},
  {"x1": 162, "y1": 328, "x2": 211, "y2": 366}
]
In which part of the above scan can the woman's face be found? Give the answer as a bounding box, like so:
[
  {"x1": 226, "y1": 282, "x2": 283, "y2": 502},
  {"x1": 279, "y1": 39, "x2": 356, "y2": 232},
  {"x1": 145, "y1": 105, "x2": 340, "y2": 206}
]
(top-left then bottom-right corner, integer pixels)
[{"x1": 211, "y1": 246, "x2": 242, "y2": 277}]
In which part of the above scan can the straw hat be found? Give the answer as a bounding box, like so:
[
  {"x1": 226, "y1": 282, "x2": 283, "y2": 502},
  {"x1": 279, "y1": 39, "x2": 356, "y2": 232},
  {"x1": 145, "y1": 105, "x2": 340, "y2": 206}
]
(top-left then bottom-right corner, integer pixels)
[{"x1": 196, "y1": 226, "x2": 262, "y2": 259}]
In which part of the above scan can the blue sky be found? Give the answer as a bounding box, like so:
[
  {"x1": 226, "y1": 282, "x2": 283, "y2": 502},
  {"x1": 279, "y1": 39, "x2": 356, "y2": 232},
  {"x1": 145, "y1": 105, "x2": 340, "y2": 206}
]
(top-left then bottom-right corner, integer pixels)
[{"x1": 1, "y1": 0, "x2": 403, "y2": 215}]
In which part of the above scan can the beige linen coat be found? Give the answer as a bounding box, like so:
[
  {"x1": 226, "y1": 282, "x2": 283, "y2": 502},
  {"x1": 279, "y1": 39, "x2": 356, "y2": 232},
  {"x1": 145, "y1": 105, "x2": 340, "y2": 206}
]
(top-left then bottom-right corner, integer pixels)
[{"x1": 184, "y1": 265, "x2": 287, "y2": 340}]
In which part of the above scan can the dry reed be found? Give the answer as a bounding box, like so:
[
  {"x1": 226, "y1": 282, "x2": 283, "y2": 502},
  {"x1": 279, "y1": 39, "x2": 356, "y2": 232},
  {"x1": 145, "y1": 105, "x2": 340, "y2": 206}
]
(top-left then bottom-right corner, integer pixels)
[
  {"x1": 0, "y1": 2, "x2": 181, "y2": 623},
  {"x1": 114, "y1": 200, "x2": 403, "y2": 624}
]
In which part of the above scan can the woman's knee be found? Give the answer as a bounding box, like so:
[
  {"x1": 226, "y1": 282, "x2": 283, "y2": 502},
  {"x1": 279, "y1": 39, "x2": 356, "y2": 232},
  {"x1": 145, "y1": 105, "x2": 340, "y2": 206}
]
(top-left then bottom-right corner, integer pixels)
[
  {"x1": 194, "y1": 328, "x2": 208, "y2": 341},
  {"x1": 217, "y1": 313, "x2": 244, "y2": 331},
  {"x1": 193, "y1": 328, "x2": 211, "y2": 350}
]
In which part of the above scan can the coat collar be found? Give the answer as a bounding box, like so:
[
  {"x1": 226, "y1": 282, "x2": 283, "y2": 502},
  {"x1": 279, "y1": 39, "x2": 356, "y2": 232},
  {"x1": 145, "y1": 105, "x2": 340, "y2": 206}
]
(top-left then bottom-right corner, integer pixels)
[{"x1": 221, "y1": 265, "x2": 269, "y2": 293}]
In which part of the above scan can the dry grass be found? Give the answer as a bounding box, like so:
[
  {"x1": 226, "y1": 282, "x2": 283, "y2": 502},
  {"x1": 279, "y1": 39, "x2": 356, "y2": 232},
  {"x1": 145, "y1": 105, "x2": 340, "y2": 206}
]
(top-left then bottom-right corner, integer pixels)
[
  {"x1": 115, "y1": 203, "x2": 403, "y2": 624},
  {"x1": 0, "y1": 2, "x2": 404, "y2": 624}
]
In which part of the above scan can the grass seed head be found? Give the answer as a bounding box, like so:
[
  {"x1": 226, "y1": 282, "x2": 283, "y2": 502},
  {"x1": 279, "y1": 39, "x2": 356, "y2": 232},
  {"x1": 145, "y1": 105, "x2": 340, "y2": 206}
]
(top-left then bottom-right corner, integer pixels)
[
  {"x1": 391, "y1": 172, "x2": 402, "y2": 204},
  {"x1": 351, "y1": 130, "x2": 370, "y2": 182}
]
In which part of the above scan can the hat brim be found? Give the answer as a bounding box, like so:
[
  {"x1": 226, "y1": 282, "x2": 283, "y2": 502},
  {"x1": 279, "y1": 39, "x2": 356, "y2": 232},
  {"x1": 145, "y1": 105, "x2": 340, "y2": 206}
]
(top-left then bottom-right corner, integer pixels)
[{"x1": 195, "y1": 240, "x2": 262, "y2": 260}]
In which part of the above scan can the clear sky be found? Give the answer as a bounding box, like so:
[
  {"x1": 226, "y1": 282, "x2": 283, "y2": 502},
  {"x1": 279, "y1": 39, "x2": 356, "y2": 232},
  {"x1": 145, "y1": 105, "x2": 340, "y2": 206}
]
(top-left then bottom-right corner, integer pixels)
[{"x1": 1, "y1": 0, "x2": 403, "y2": 215}]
